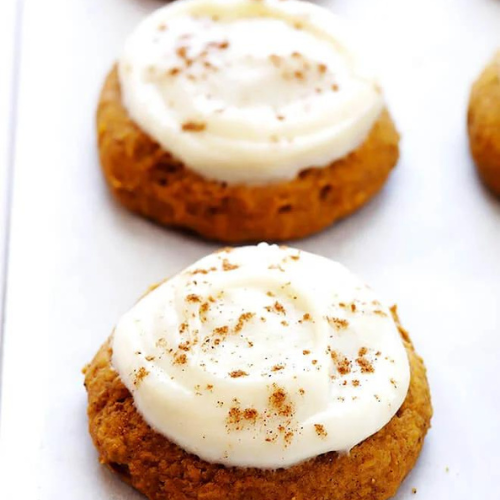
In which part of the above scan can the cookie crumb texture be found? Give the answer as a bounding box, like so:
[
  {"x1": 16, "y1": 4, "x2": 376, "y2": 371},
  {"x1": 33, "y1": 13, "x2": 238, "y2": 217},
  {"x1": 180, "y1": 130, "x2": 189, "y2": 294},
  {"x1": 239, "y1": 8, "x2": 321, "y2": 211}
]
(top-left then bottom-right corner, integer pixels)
[
  {"x1": 84, "y1": 309, "x2": 431, "y2": 500},
  {"x1": 97, "y1": 68, "x2": 400, "y2": 242},
  {"x1": 468, "y1": 51, "x2": 500, "y2": 196}
]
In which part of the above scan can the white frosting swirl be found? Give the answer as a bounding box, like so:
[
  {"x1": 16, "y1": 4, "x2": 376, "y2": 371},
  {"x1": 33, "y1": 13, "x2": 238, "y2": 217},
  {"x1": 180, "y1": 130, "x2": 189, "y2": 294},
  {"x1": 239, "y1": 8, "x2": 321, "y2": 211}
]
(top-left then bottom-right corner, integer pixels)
[
  {"x1": 118, "y1": 0, "x2": 384, "y2": 185},
  {"x1": 112, "y1": 244, "x2": 410, "y2": 469}
]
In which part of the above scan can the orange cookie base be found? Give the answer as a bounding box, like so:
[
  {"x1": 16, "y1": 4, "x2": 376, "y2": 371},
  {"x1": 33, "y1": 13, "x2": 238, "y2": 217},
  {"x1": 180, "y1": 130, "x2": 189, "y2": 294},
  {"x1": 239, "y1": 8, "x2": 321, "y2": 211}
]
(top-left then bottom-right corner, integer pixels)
[
  {"x1": 97, "y1": 67, "x2": 400, "y2": 242},
  {"x1": 84, "y1": 307, "x2": 432, "y2": 500},
  {"x1": 468, "y1": 52, "x2": 500, "y2": 196}
]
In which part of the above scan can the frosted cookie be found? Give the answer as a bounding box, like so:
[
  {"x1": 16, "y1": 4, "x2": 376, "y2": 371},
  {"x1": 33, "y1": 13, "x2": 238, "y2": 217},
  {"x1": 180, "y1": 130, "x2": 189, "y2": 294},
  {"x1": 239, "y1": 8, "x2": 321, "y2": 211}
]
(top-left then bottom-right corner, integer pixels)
[
  {"x1": 84, "y1": 244, "x2": 431, "y2": 500},
  {"x1": 468, "y1": 51, "x2": 500, "y2": 195},
  {"x1": 97, "y1": 0, "x2": 400, "y2": 242}
]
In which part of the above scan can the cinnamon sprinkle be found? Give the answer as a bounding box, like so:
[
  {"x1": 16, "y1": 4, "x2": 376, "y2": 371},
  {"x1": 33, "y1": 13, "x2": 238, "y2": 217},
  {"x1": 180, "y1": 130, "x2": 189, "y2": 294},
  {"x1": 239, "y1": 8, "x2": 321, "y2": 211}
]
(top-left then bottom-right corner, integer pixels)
[
  {"x1": 356, "y1": 357, "x2": 374, "y2": 373},
  {"x1": 331, "y1": 351, "x2": 351, "y2": 375},
  {"x1": 235, "y1": 312, "x2": 255, "y2": 333},
  {"x1": 173, "y1": 353, "x2": 187, "y2": 365},
  {"x1": 327, "y1": 317, "x2": 349, "y2": 329},
  {"x1": 181, "y1": 121, "x2": 206, "y2": 132},
  {"x1": 314, "y1": 424, "x2": 328, "y2": 437},
  {"x1": 222, "y1": 259, "x2": 239, "y2": 271},
  {"x1": 269, "y1": 385, "x2": 293, "y2": 417},
  {"x1": 133, "y1": 367, "x2": 149, "y2": 387},
  {"x1": 266, "y1": 301, "x2": 286, "y2": 315}
]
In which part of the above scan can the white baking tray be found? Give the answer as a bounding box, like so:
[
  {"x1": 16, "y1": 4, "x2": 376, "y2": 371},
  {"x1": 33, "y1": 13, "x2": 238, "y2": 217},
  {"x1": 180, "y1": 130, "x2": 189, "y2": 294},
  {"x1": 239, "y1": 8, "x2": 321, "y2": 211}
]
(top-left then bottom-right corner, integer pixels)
[{"x1": 0, "y1": 0, "x2": 499, "y2": 498}]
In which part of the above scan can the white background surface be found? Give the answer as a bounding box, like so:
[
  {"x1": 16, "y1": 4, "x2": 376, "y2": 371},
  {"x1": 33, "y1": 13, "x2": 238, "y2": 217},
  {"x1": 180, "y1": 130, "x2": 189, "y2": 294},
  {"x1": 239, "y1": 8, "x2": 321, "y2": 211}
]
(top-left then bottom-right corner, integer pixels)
[
  {"x1": 0, "y1": 0, "x2": 19, "y2": 337},
  {"x1": 0, "y1": 0, "x2": 499, "y2": 498}
]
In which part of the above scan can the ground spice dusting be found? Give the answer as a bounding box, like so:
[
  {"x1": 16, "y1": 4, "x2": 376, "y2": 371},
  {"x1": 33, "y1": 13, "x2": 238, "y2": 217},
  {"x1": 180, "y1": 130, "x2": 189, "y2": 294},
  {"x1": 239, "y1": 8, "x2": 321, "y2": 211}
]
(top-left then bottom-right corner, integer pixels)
[
  {"x1": 145, "y1": 355, "x2": 155, "y2": 362},
  {"x1": 186, "y1": 294, "x2": 201, "y2": 303},
  {"x1": 213, "y1": 326, "x2": 229, "y2": 335},
  {"x1": 314, "y1": 424, "x2": 328, "y2": 437},
  {"x1": 266, "y1": 301, "x2": 286, "y2": 315},
  {"x1": 134, "y1": 367, "x2": 149, "y2": 387},
  {"x1": 229, "y1": 370, "x2": 248, "y2": 378},
  {"x1": 299, "y1": 388, "x2": 305, "y2": 395},
  {"x1": 284, "y1": 431, "x2": 294, "y2": 445},
  {"x1": 190, "y1": 266, "x2": 217, "y2": 275},
  {"x1": 181, "y1": 121, "x2": 206, "y2": 132},
  {"x1": 178, "y1": 342, "x2": 191, "y2": 352},
  {"x1": 176, "y1": 46, "x2": 188, "y2": 59},
  {"x1": 331, "y1": 351, "x2": 351, "y2": 375},
  {"x1": 243, "y1": 408, "x2": 258, "y2": 422},
  {"x1": 222, "y1": 259, "x2": 239, "y2": 271},
  {"x1": 358, "y1": 347, "x2": 368, "y2": 356},
  {"x1": 226, "y1": 407, "x2": 242, "y2": 425},
  {"x1": 272, "y1": 364, "x2": 285, "y2": 372},
  {"x1": 226, "y1": 407, "x2": 259, "y2": 428},
  {"x1": 235, "y1": 312, "x2": 255, "y2": 333},
  {"x1": 302, "y1": 313, "x2": 312, "y2": 322},
  {"x1": 199, "y1": 302, "x2": 210, "y2": 323},
  {"x1": 356, "y1": 357, "x2": 374, "y2": 374},
  {"x1": 303, "y1": 350, "x2": 310, "y2": 355},
  {"x1": 269, "y1": 386, "x2": 293, "y2": 417},
  {"x1": 174, "y1": 353, "x2": 187, "y2": 365},
  {"x1": 352, "y1": 379, "x2": 360, "y2": 387},
  {"x1": 327, "y1": 317, "x2": 349, "y2": 329}
]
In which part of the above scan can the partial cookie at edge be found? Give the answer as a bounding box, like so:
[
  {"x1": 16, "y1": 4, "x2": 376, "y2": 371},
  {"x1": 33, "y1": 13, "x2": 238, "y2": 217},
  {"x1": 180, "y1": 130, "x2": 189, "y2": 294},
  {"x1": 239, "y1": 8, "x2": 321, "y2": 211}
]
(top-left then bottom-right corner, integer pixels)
[{"x1": 468, "y1": 51, "x2": 500, "y2": 196}]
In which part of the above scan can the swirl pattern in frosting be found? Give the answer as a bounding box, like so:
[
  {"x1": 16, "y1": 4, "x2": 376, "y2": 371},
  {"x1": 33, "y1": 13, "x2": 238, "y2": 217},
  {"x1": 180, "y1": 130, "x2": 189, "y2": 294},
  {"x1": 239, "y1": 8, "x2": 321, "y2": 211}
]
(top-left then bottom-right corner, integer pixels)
[
  {"x1": 118, "y1": 0, "x2": 384, "y2": 185},
  {"x1": 112, "y1": 244, "x2": 410, "y2": 468}
]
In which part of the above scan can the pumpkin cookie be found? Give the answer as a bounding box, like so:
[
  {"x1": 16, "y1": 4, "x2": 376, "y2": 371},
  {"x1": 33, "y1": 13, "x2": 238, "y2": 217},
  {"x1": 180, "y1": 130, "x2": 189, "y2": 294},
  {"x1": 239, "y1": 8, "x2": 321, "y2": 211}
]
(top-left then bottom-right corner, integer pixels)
[
  {"x1": 468, "y1": 51, "x2": 500, "y2": 195},
  {"x1": 97, "y1": 0, "x2": 400, "y2": 242},
  {"x1": 84, "y1": 244, "x2": 432, "y2": 500}
]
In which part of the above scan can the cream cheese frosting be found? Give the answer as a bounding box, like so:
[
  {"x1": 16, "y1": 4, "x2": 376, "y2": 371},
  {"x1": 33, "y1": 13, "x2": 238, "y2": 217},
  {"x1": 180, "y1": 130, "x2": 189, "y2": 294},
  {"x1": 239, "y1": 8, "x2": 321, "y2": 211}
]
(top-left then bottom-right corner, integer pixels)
[
  {"x1": 112, "y1": 244, "x2": 410, "y2": 469},
  {"x1": 118, "y1": 0, "x2": 384, "y2": 185}
]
